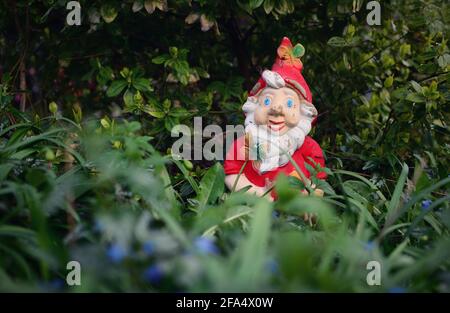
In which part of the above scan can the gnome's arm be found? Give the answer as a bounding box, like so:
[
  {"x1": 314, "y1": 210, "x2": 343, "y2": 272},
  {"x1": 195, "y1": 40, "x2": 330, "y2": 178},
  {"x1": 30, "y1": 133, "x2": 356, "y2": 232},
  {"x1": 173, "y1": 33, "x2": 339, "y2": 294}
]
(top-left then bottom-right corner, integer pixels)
[{"x1": 301, "y1": 137, "x2": 327, "y2": 180}]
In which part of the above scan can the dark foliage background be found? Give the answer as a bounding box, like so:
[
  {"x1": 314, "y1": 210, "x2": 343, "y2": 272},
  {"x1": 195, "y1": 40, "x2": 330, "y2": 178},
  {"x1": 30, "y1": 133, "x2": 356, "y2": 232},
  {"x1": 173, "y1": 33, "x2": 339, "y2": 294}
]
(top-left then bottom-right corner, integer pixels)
[{"x1": 0, "y1": 0, "x2": 449, "y2": 292}]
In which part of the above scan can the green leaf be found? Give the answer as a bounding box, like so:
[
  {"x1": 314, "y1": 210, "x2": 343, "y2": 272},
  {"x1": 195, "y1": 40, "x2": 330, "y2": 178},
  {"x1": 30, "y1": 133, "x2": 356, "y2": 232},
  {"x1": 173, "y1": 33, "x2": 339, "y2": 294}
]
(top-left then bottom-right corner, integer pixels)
[
  {"x1": 263, "y1": 0, "x2": 274, "y2": 14},
  {"x1": 383, "y1": 176, "x2": 450, "y2": 235},
  {"x1": 144, "y1": 101, "x2": 165, "y2": 118},
  {"x1": 162, "y1": 99, "x2": 171, "y2": 111},
  {"x1": 144, "y1": 0, "x2": 157, "y2": 14},
  {"x1": 391, "y1": 237, "x2": 450, "y2": 285},
  {"x1": 123, "y1": 89, "x2": 134, "y2": 107},
  {"x1": 120, "y1": 67, "x2": 131, "y2": 79},
  {"x1": 133, "y1": 78, "x2": 153, "y2": 92},
  {"x1": 0, "y1": 128, "x2": 86, "y2": 166},
  {"x1": 437, "y1": 54, "x2": 450, "y2": 68},
  {"x1": 292, "y1": 43, "x2": 305, "y2": 58},
  {"x1": 384, "y1": 76, "x2": 394, "y2": 88},
  {"x1": 132, "y1": 1, "x2": 144, "y2": 12},
  {"x1": 169, "y1": 107, "x2": 188, "y2": 118},
  {"x1": 152, "y1": 55, "x2": 168, "y2": 65},
  {"x1": 327, "y1": 36, "x2": 348, "y2": 47},
  {"x1": 233, "y1": 199, "x2": 271, "y2": 290},
  {"x1": 405, "y1": 92, "x2": 425, "y2": 103},
  {"x1": 392, "y1": 87, "x2": 408, "y2": 99},
  {"x1": 197, "y1": 163, "x2": 225, "y2": 211},
  {"x1": 159, "y1": 165, "x2": 178, "y2": 202},
  {"x1": 97, "y1": 66, "x2": 114, "y2": 85},
  {"x1": 0, "y1": 225, "x2": 36, "y2": 240},
  {"x1": 100, "y1": 117, "x2": 111, "y2": 129},
  {"x1": 106, "y1": 80, "x2": 127, "y2": 97},
  {"x1": 385, "y1": 163, "x2": 409, "y2": 223},
  {"x1": 410, "y1": 81, "x2": 423, "y2": 93},
  {"x1": 49, "y1": 101, "x2": 58, "y2": 114},
  {"x1": 0, "y1": 242, "x2": 33, "y2": 280},
  {"x1": 407, "y1": 196, "x2": 450, "y2": 237},
  {"x1": 0, "y1": 164, "x2": 14, "y2": 181},
  {"x1": 249, "y1": 0, "x2": 264, "y2": 9},
  {"x1": 163, "y1": 114, "x2": 178, "y2": 131},
  {"x1": 172, "y1": 158, "x2": 200, "y2": 195},
  {"x1": 346, "y1": 24, "x2": 356, "y2": 38},
  {"x1": 100, "y1": 4, "x2": 118, "y2": 23},
  {"x1": 145, "y1": 201, "x2": 189, "y2": 248},
  {"x1": 202, "y1": 205, "x2": 253, "y2": 237},
  {"x1": 334, "y1": 170, "x2": 387, "y2": 202},
  {"x1": 169, "y1": 47, "x2": 178, "y2": 58}
]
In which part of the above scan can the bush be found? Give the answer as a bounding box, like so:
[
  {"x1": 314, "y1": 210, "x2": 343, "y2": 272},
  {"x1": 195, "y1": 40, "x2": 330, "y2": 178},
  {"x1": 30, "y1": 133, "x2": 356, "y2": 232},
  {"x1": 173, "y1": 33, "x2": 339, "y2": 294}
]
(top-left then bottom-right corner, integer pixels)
[{"x1": 0, "y1": 0, "x2": 449, "y2": 292}]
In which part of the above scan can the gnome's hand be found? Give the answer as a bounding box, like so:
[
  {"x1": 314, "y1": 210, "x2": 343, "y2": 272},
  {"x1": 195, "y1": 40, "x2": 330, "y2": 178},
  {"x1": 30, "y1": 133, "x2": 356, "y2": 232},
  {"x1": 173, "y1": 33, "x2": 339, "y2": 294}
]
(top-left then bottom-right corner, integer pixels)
[
  {"x1": 302, "y1": 212, "x2": 317, "y2": 226},
  {"x1": 300, "y1": 184, "x2": 324, "y2": 226},
  {"x1": 258, "y1": 178, "x2": 275, "y2": 202}
]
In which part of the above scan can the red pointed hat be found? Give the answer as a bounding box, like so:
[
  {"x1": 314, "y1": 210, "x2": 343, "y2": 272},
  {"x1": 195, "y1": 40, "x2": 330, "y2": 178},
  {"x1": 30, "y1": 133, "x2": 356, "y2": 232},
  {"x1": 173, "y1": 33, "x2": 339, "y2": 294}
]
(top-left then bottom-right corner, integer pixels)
[{"x1": 249, "y1": 37, "x2": 312, "y2": 103}]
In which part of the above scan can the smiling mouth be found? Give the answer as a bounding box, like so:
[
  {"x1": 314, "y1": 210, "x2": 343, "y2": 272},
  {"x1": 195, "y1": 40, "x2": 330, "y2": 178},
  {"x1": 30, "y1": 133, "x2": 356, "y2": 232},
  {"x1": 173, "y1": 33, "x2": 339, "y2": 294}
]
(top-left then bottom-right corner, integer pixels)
[{"x1": 268, "y1": 119, "x2": 285, "y2": 131}]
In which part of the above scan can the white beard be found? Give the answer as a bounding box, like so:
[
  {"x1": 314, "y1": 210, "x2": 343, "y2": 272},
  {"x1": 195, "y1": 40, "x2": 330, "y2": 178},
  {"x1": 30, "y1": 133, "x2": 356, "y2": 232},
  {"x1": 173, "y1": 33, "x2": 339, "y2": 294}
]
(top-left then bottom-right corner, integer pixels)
[
  {"x1": 245, "y1": 123, "x2": 308, "y2": 173},
  {"x1": 241, "y1": 92, "x2": 316, "y2": 174}
]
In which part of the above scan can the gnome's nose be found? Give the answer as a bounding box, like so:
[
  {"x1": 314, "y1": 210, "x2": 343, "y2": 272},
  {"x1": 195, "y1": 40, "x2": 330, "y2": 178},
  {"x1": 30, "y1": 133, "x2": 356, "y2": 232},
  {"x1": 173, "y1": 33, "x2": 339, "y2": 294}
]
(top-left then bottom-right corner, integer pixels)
[{"x1": 270, "y1": 103, "x2": 283, "y2": 115}]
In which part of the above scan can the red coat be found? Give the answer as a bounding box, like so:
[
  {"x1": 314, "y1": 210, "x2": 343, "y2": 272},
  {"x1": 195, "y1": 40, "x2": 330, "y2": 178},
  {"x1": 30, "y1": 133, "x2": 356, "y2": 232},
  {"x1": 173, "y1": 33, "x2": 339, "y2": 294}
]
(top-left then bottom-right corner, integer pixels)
[{"x1": 224, "y1": 136, "x2": 326, "y2": 187}]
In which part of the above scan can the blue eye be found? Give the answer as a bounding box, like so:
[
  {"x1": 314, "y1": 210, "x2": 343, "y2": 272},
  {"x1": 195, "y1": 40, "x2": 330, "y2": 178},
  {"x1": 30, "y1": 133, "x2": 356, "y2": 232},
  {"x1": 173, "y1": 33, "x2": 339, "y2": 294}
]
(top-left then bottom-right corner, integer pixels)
[
  {"x1": 264, "y1": 97, "x2": 271, "y2": 106},
  {"x1": 287, "y1": 99, "x2": 293, "y2": 108}
]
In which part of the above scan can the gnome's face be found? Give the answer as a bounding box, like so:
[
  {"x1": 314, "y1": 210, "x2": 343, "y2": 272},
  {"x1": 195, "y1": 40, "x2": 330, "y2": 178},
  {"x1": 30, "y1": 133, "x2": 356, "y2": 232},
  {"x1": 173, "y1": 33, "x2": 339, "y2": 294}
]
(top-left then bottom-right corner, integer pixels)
[
  {"x1": 237, "y1": 37, "x2": 319, "y2": 173},
  {"x1": 254, "y1": 86, "x2": 302, "y2": 135},
  {"x1": 242, "y1": 80, "x2": 317, "y2": 173}
]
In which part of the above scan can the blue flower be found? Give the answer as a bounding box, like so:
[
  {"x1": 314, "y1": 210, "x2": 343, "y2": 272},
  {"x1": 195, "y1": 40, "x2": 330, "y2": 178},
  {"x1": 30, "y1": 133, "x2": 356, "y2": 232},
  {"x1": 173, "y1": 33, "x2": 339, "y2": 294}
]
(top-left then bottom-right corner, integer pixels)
[
  {"x1": 364, "y1": 241, "x2": 376, "y2": 251},
  {"x1": 421, "y1": 200, "x2": 432, "y2": 211},
  {"x1": 38, "y1": 278, "x2": 65, "y2": 291},
  {"x1": 49, "y1": 278, "x2": 65, "y2": 290},
  {"x1": 266, "y1": 259, "x2": 279, "y2": 274},
  {"x1": 143, "y1": 241, "x2": 155, "y2": 256},
  {"x1": 106, "y1": 244, "x2": 127, "y2": 263},
  {"x1": 388, "y1": 286, "x2": 407, "y2": 293},
  {"x1": 143, "y1": 265, "x2": 163, "y2": 284},
  {"x1": 94, "y1": 220, "x2": 104, "y2": 232},
  {"x1": 194, "y1": 237, "x2": 219, "y2": 255},
  {"x1": 272, "y1": 211, "x2": 280, "y2": 219}
]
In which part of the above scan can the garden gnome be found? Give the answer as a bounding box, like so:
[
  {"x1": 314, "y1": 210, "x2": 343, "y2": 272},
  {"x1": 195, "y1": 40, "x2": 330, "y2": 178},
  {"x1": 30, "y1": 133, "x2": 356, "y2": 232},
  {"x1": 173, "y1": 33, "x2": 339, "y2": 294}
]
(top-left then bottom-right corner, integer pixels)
[{"x1": 224, "y1": 37, "x2": 327, "y2": 202}]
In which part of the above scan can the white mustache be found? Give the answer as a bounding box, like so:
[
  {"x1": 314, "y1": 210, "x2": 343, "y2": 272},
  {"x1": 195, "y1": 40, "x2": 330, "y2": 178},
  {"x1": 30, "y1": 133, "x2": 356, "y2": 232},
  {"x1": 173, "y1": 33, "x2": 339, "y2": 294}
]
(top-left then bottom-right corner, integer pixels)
[{"x1": 245, "y1": 122, "x2": 309, "y2": 173}]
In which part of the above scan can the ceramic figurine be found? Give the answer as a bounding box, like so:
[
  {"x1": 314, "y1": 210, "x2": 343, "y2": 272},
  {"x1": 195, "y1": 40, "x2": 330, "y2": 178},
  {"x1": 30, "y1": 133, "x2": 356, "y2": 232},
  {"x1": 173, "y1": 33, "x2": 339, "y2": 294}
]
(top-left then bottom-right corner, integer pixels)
[{"x1": 224, "y1": 37, "x2": 327, "y2": 202}]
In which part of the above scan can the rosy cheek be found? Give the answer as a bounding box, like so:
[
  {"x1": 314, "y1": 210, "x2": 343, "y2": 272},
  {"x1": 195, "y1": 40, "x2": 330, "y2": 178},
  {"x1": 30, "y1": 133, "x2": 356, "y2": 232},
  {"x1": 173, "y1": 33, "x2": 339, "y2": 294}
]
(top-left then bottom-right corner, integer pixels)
[
  {"x1": 285, "y1": 111, "x2": 300, "y2": 127},
  {"x1": 254, "y1": 108, "x2": 268, "y2": 125}
]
